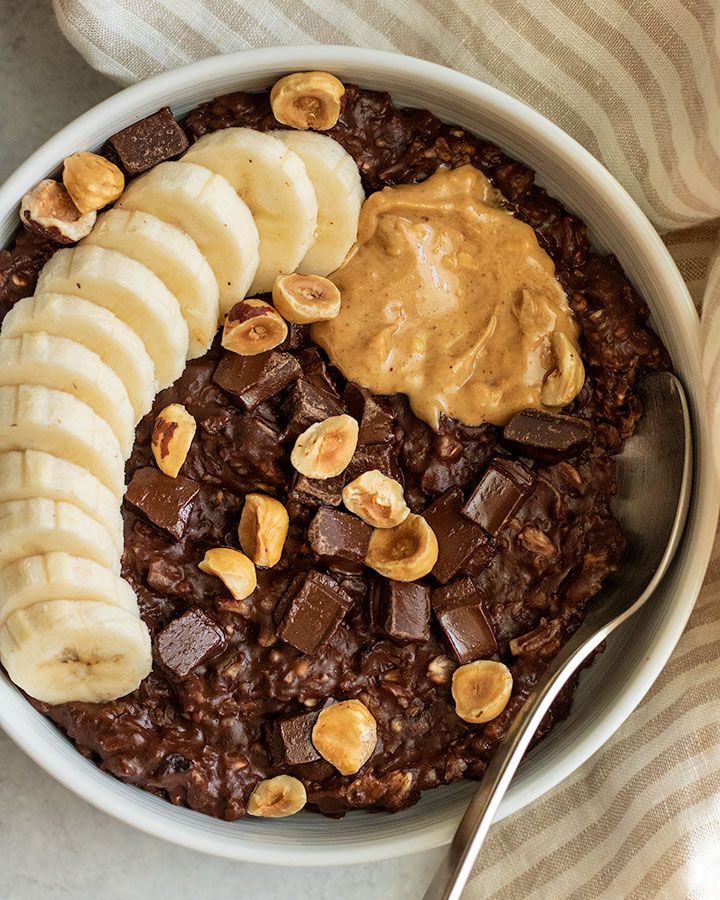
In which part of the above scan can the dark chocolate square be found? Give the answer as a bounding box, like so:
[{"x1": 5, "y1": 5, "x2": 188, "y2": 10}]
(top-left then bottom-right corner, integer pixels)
[
  {"x1": 274, "y1": 570, "x2": 353, "y2": 655},
  {"x1": 461, "y1": 459, "x2": 535, "y2": 535},
  {"x1": 371, "y1": 579, "x2": 430, "y2": 643},
  {"x1": 345, "y1": 443, "x2": 402, "y2": 484},
  {"x1": 107, "y1": 107, "x2": 189, "y2": 175},
  {"x1": 423, "y1": 487, "x2": 495, "y2": 583},
  {"x1": 288, "y1": 472, "x2": 344, "y2": 507},
  {"x1": 281, "y1": 378, "x2": 343, "y2": 441},
  {"x1": 264, "y1": 709, "x2": 322, "y2": 766},
  {"x1": 125, "y1": 466, "x2": 199, "y2": 540},
  {"x1": 296, "y1": 347, "x2": 341, "y2": 399},
  {"x1": 432, "y1": 577, "x2": 497, "y2": 663},
  {"x1": 280, "y1": 322, "x2": 311, "y2": 351},
  {"x1": 155, "y1": 607, "x2": 226, "y2": 679},
  {"x1": 344, "y1": 383, "x2": 394, "y2": 445},
  {"x1": 213, "y1": 350, "x2": 301, "y2": 411},
  {"x1": 503, "y1": 408, "x2": 593, "y2": 459},
  {"x1": 308, "y1": 507, "x2": 372, "y2": 571}
]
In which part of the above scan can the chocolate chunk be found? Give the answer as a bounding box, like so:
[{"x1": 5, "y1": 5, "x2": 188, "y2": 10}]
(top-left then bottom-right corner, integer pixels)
[
  {"x1": 155, "y1": 607, "x2": 225, "y2": 678},
  {"x1": 125, "y1": 467, "x2": 199, "y2": 540},
  {"x1": 345, "y1": 443, "x2": 402, "y2": 484},
  {"x1": 213, "y1": 350, "x2": 300, "y2": 411},
  {"x1": 461, "y1": 459, "x2": 535, "y2": 535},
  {"x1": 431, "y1": 577, "x2": 497, "y2": 664},
  {"x1": 274, "y1": 570, "x2": 353, "y2": 655},
  {"x1": 264, "y1": 708, "x2": 322, "y2": 766},
  {"x1": 297, "y1": 347, "x2": 341, "y2": 399},
  {"x1": 288, "y1": 472, "x2": 344, "y2": 507},
  {"x1": 280, "y1": 322, "x2": 312, "y2": 351},
  {"x1": 0, "y1": 230, "x2": 57, "y2": 311},
  {"x1": 503, "y1": 408, "x2": 593, "y2": 458},
  {"x1": 308, "y1": 507, "x2": 372, "y2": 572},
  {"x1": 281, "y1": 378, "x2": 343, "y2": 441},
  {"x1": 370, "y1": 579, "x2": 430, "y2": 643},
  {"x1": 463, "y1": 542, "x2": 499, "y2": 578},
  {"x1": 423, "y1": 487, "x2": 495, "y2": 583},
  {"x1": 107, "y1": 107, "x2": 189, "y2": 175},
  {"x1": 344, "y1": 383, "x2": 394, "y2": 445}
]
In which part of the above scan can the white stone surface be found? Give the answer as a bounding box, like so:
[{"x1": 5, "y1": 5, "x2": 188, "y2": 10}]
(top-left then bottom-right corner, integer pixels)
[{"x1": 0, "y1": 4, "x2": 443, "y2": 897}]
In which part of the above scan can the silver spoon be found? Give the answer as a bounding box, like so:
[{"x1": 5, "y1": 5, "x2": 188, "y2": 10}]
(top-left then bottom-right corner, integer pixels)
[{"x1": 424, "y1": 371, "x2": 693, "y2": 900}]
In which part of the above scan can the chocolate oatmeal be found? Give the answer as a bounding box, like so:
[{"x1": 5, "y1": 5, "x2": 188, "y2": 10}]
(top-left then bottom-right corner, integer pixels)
[{"x1": 0, "y1": 83, "x2": 667, "y2": 820}]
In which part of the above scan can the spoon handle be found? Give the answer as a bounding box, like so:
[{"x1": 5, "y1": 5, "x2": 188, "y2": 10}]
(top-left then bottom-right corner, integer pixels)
[
  {"x1": 422, "y1": 623, "x2": 608, "y2": 900},
  {"x1": 424, "y1": 372, "x2": 692, "y2": 900}
]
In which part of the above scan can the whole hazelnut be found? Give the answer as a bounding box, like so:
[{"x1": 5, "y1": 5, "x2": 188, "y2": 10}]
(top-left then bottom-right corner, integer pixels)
[
  {"x1": 198, "y1": 547, "x2": 257, "y2": 600},
  {"x1": 238, "y1": 493, "x2": 289, "y2": 567},
  {"x1": 222, "y1": 299, "x2": 288, "y2": 356},
  {"x1": 20, "y1": 179, "x2": 96, "y2": 244},
  {"x1": 151, "y1": 403, "x2": 196, "y2": 478},
  {"x1": 342, "y1": 470, "x2": 409, "y2": 528},
  {"x1": 311, "y1": 699, "x2": 377, "y2": 775},
  {"x1": 270, "y1": 71, "x2": 345, "y2": 131},
  {"x1": 451, "y1": 660, "x2": 513, "y2": 724},
  {"x1": 271, "y1": 273, "x2": 341, "y2": 324},
  {"x1": 62, "y1": 152, "x2": 125, "y2": 214},
  {"x1": 291, "y1": 414, "x2": 359, "y2": 479},
  {"x1": 247, "y1": 775, "x2": 307, "y2": 817},
  {"x1": 365, "y1": 514, "x2": 438, "y2": 581}
]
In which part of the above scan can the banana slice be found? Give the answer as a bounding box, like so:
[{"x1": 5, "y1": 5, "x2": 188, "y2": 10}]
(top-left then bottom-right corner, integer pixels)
[
  {"x1": 0, "y1": 553, "x2": 138, "y2": 625},
  {"x1": 0, "y1": 385, "x2": 125, "y2": 500},
  {"x1": 0, "y1": 333, "x2": 135, "y2": 455},
  {"x1": 35, "y1": 245, "x2": 188, "y2": 389},
  {"x1": 83, "y1": 208, "x2": 220, "y2": 359},
  {"x1": 270, "y1": 131, "x2": 364, "y2": 275},
  {"x1": 0, "y1": 450, "x2": 123, "y2": 552},
  {"x1": 1, "y1": 293, "x2": 156, "y2": 421},
  {"x1": 0, "y1": 499, "x2": 120, "y2": 574},
  {"x1": 181, "y1": 128, "x2": 318, "y2": 294},
  {"x1": 0, "y1": 600, "x2": 151, "y2": 704},
  {"x1": 117, "y1": 161, "x2": 260, "y2": 315}
]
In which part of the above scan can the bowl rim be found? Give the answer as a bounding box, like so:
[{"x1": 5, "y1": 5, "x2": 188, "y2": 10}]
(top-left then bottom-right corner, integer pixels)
[{"x1": 0, "y1": 45, "x2": 717, "y2": 867}]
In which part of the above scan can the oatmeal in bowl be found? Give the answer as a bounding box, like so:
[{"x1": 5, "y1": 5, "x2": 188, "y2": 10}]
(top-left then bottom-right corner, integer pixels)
[{"x1": 0, "y1": 48, "x2": 712, "y2": 863}]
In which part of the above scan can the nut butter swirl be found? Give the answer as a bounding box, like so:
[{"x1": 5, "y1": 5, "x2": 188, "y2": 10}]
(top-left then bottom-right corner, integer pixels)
[{"x1": 312, "y1": 165, "x2": 582, "y2": 429}]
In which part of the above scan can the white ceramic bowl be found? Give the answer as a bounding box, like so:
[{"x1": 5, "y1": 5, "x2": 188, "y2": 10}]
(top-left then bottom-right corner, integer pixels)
[{"x1": 0, "y1": 46, "x2": 716, "y2": 867}]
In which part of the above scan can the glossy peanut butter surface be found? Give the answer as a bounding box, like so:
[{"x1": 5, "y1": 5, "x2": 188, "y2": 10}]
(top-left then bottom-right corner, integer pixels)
[{"x1": 313, "y1": 165, "x2": 580, "y2": 428}]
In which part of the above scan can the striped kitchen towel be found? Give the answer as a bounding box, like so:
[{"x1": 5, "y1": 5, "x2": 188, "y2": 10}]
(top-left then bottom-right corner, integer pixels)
[{"x1": 50, "y1": 1, "x2": 720, "y2": 897}]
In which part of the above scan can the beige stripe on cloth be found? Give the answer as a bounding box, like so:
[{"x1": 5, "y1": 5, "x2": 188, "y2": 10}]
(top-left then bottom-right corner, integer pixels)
[{"x1": 49, "y1": 1, "x2": 720, "y2": 897}]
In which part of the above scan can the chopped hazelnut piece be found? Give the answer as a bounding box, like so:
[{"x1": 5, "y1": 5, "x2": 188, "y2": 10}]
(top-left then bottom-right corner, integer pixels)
[
  {"x1": 342, "y1": 469, "x2": 409, "y2": 528},
  {"x1": 151, "y1": 403, "x2": 196, "y2": 478},
  {"x1": 198, "y1": 547, "x2": 257, "y2": 600},
  {"x1": 20, "y1": 179, "x2": 96, "y2": 244},
  {"x1": 291, "y1": 414, "x2": 359, "y2": 479},
  {"x1": 238, "y1": 493, "x2": 289, "y2": 567},
  {"x1": 247, "y1": 774, "x2": 307, "y2": 817},
  {"x1": 62, "y1": 152, "x2": 125, "y2": 214},
  {"x1": 222, "y1": 299, "x2": 288, "y2": 356},
  {"x1": 451, "y1": 660, "x2": 513, "y2": 724},
  {"x1": 365, "y1": 514, "x2": 438, "y2": 582},
  {"x1": 272, "y1": 274, "x2": 341, "y2": 324},
  {"x1": 270, "y1": 71, "x2": 345, "y2": 130},
  {"x1": 311, "y1": 699, "x2": 377, "y2": 775},
  {"x1": 427, "y1": 654, "x2": 456, "y2": 685},
  {"x1": 541, "y1": 332, "x2": 585, "y2": 408}
]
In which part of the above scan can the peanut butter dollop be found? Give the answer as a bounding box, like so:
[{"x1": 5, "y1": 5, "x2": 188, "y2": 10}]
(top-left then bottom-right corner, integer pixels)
[{"x1": 312, "y1": 165, "x2": 582, "y2": 429}]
